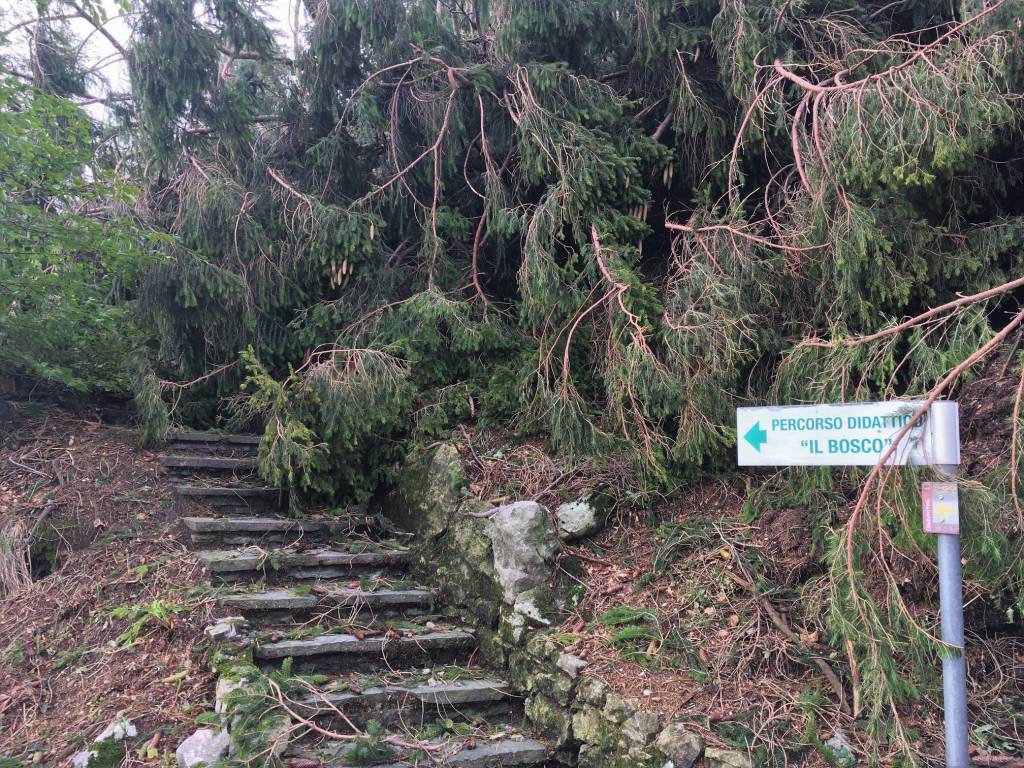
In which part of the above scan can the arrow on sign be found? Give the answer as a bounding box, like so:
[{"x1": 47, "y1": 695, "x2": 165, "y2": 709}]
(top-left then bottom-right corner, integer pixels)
[{"x1": 744, "y1": 421, "x2": 767, "y2": 452}]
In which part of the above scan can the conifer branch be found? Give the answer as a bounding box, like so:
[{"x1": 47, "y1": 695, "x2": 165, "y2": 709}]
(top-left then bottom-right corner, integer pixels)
[
  {"x1": 771, "y1": 0, "x2": 1007, "y2": 96},
  {"x1": 63, "y1": 0, "x2": 126, "y2": 57},
  {"x1": 1011, "y1": 363, "x2": 1024, "y2": 530},
  {"x1": 800, "y1": 274, "x2": 1024, "y2": 349},
  {"x1": 843, "y1": 306, "x2": 1024, "y2": 646}
]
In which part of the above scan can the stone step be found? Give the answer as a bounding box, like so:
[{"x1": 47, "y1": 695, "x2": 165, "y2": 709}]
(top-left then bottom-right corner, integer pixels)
[
  {"x1": 183, "y1": 516, "x2": 378, "y2": 547},
  {"x1": 218, "y1": 585, "x2": 433, "y2": 624},
  {"x1": 175, "y1": 484, "x2": 284, "y2": 501},
  {"x1": 173, "y1": 485, "x2": 286, "y2": 514},
  {"x1": 161, "y1": 455, "x2": 258, "y2": 473},
  {"x1": 198, "y1": 546, "x2": 411, "y2": 584},
  {"x1": 165, "y1": 442, "x2": 258, "y2": 458},
  {"x1": 166, "y1": 430, "x2": 262, "y2": 445},
  {"x1": 253, "y1": 630, "x2": 476, "y2": 672},
  {"x1": 293, "y1": 734, "x2": 548, "y2": 768},
  {"x1": 292, "y1": 677, "x2": 515, "y2": 730}
]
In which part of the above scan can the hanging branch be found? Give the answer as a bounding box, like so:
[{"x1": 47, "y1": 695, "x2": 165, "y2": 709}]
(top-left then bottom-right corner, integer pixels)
[{"x1": 842, "y1": 306, "x2": 1024, "y2": 642}]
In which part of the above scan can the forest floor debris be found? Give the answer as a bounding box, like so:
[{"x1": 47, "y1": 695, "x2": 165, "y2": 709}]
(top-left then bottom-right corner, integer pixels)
[{"x1": 0, "y1": 405, "x2": 217, "y2": 764}]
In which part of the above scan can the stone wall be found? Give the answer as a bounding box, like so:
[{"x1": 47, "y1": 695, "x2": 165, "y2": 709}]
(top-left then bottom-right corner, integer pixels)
[{"x1": 386, "y1": 444, "x2": 754, "y2": 768}]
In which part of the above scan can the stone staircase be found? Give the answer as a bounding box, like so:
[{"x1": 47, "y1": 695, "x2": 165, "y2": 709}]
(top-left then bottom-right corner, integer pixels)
[{"x1": 167, "y1": 431, "x2": 549, "y2": 767}]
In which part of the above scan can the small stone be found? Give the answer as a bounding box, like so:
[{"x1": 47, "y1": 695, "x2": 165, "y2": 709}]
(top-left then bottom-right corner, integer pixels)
[
  {"x1": 555, "y1": 500, "x2": 601, "y2": 542},
  {"x1": 205, "y1": 616, "x2": 247, "y2": 642},
  {"x1": 71, "y1": 750, "x2": 96, "y2": 768},
  {"x1": 176, "y1": 728, "x2": 230, "y2": 768},
  {"x1": 655, "y1": 722, "x2": 704, "y2": 768},
  {"x1": 704, "y1": 747, "x2": 753, "y2": 768},
  {"x1": 96, "y1": 715, "x2": 136, "y2": 741},
  {"x1": 555, "y1": 652, "x2": 588, "y2": 679},
  {"x1": 824, "y1": 730, "x2": 856, "y2": 767}
]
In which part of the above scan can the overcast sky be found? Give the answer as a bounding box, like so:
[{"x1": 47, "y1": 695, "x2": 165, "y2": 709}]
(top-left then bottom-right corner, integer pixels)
[{"x1": 1, "y1": 0, "x2": 299, "y2": 98}]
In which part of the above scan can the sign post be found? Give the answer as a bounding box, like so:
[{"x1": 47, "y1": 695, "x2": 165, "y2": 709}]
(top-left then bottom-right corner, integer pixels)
[
  {"x1": 737, "y1": 401, "x2": 965, "y2": 768},
  {"x1": 922, "y1": 479, "x2": 969, "y2": 768}
]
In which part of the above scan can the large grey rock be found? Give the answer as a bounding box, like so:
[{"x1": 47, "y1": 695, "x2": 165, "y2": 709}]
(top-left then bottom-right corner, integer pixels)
[
  {"x1": 704, "y1": 747, "x2": 754, "y2": 768},
  {"x1": 389, "y1": 443, "x2": 465, "y2": 538},
  {"x1": 577, "y1": 676, "x2": 608, "y2": 707},
  {"x1": 656, "y1": 722, "x2": 704, "y2": 768},
  {"x1": 555, "y1": 499, "x2": 603, "y2": 541},
  {"x1": 602, "y1": 693, "x2": 638, "y2": 724},
  {"x1": 513, "y1": 586, "x2": 555, "y2": 626},
  {"x1": 176, "y1": 729, "x2": 229, "y2": 767},
  {"x1": 486, "y1": 501, "x2": 558, "y2": 604}
]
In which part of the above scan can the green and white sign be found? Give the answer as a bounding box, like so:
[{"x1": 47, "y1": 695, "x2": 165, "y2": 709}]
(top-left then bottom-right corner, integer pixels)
[{"x1": 736, "y1": 401, "x2": 960, "y2": 467}]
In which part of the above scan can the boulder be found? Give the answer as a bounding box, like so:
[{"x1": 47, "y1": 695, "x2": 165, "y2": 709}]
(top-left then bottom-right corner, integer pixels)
[
  {"x1": 513, "y1": 585, "x2": 555, "y2": 626},
  {"x1": 524, "y1": 693, "x2": 573, "y2": 747},
  {"x1": 602, "y1": 693, "x2": 638, "y2": 724},
  {"x1": 486, "y1": 501, "x2": 558, "y2": 604},
  {"x1": 555, "y1": 498, "x2": 604, "y2": 541},
  {"x1": 389, "y1": 443, "x2": 465, "y2": 538},
  {"x1": 655, "y1": 723, "x2": 704, "y2": 768},
  {"x1": 176, "y1": 729, "x2": 230, "y2": 768}
]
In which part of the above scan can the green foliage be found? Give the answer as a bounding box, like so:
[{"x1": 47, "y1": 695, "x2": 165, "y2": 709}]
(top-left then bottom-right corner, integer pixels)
[
  {"x1": 0, "y1": 77, "x2": 156, "y2": 394},
  {"x1": 597, "y1": 605, "x2": 660, "y2": 662},
  {"x1": 134, "y1": 366, "x2": 169, "y2": 447},
  {"x1": 124, "y1": 3, "x2": 1024, "y2": 756},
  {"x1": 233, "y1": 345, "x2": 411, "y2": 502},
  {"x1": 131, "y1": 0, "x2": 1024, "y2": 489},
  {"x1": 84, "y1": 739, "x2": 124, "y2": 768},
  {"x1": 348, "y1": 720, "x2": 396, "y2": 766},
  {"x1": 105, "y1": 599, "x2": 186, "y2": 647}
]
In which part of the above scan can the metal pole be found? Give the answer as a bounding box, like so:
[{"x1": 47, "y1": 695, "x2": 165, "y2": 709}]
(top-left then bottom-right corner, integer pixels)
[{"x1": 936, "y1": 462, "x2": 969, "y2": 768}]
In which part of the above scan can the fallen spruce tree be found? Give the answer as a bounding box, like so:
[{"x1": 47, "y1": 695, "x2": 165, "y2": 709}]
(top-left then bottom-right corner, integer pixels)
[{"x1": 120, "y1": 0, "x2": 1024, "y2": 761}]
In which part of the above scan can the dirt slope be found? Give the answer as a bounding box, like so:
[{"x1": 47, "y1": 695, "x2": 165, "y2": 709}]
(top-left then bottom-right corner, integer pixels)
[{"x1": 0, "y1": 406, "x2": 216, "y2": 765}]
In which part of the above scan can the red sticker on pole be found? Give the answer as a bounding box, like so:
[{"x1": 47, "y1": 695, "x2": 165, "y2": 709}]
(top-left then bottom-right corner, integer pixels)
[{"x1": 922, "y1": 482, "x2": 960, "y2": 535}]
